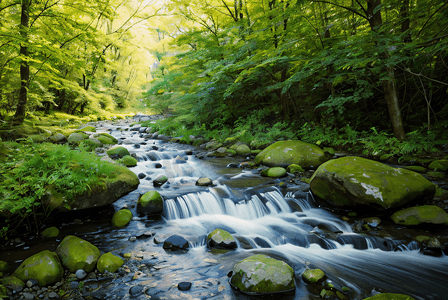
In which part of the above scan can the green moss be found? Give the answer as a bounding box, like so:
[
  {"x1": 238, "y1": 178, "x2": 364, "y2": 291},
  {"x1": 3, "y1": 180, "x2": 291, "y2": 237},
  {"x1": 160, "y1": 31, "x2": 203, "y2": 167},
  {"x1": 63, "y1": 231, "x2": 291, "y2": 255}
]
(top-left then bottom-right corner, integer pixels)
[
  {"x1": 302, "y1": 269, "x2": 326, "y2": 284},
  {"x1": 261, "y1": 167, "x2": 287, "y2": 178},
  {"x1": 362, "y1": 293, "x2": 415, "y2": 300},
  {"x1": 55, "y1": 235, "x2": 100, "y2": 273},
  {"x1": 120, "y1": 155, "x2": 137, "y2": 167},
  {"x1": 107, "y1": 146, "x2": 130, "y2": 159},
  {"x1": 286, "y1": 164, "x2": 304, "y2": 174},
  {"x1": 13, "y1": 250, "x2": 64, "y2": 286},
  {"x1": 96, "y1": 133, "x2": 118, "y2": 143},
  {"x1": 42, "y1": 227, "x2": 59, "y2": 238},
  {"x1": 97, "y1": 253, "x2": 124, "y2": 273},
  {"x1": 391, "y1": 205, "x2": 448, "y2": 226}
]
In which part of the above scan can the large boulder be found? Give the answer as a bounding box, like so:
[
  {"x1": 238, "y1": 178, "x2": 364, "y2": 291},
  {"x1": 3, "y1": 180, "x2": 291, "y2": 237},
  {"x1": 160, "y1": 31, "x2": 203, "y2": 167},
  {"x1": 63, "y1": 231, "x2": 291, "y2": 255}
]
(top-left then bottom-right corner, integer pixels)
[
  {"x1": 230, "y1": 254, "x2": 295, "y2": 294},
  {"x1": 391, "y1": 205, "x2": 448, "y2": 226},
  {"x1": 44, "y1": 163, "x2": 139, "y2": 211},
  {"x1": 310, "y1": 157, "x2": 436, "y2": 210},
  {"x1": 13, "y1": 250, "x2": 63, "y2": 286},
  {"x1": 207, "y1": 229, "x2": 237, "y2": 249},
  {"x1": 137, "y1": 191, "x2": 163, "y2": 216},
  {"x1": 254, "y1": 140, "x2": 328, "y2": 168},
  {"x1": 55, "y1": 236, "x2": 101, "y2": 272}
]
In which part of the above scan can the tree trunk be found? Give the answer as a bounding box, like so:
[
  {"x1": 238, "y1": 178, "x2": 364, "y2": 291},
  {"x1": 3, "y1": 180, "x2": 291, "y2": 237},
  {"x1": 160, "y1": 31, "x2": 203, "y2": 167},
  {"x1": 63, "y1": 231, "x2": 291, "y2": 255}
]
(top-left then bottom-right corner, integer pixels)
[
  {"x1": 13, "y1": 0, "x2": 31, "y2": 125},
  {"x1": 367, "y1": 0, "x2": 406, "y2": 140}
]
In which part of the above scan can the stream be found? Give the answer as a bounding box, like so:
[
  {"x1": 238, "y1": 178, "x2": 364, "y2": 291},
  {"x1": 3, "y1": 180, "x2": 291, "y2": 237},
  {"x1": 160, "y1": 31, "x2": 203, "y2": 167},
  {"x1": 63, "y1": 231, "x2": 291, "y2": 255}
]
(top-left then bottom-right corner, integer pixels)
[{"x1": 3, "y1": 118, "x2": 448, "y2": 300}]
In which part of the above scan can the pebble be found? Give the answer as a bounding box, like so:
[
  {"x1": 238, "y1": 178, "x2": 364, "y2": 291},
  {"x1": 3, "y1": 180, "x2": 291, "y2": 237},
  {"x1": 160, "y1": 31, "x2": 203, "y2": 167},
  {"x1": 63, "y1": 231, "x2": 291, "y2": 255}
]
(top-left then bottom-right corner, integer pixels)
[
  {"x1": 23, "y1": 292, "x2": 34, "y2": 300},
  {"x1": 26, "y1": 279, "x2": 39, "y2": 288},
  {"x1": 48, "y1": 291, "x2": 58, "y2": 298},
  {"x1": 178, "y1": 282, "x2": 192, "y2": 291},
  {"x1": 75, "y1": 269, "x2": 88, "y2": 280},
  {"x1": 129, "y1": 285, "x2": 144, "y2": 297}
]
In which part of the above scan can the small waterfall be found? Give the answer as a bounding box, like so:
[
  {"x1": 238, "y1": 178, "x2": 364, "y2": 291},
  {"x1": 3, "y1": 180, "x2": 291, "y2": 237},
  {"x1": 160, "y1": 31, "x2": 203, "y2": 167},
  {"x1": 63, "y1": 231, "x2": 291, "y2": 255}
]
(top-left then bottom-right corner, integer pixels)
[{"x1": 164, "y1": 188, "x2": 292, "y2": 220}]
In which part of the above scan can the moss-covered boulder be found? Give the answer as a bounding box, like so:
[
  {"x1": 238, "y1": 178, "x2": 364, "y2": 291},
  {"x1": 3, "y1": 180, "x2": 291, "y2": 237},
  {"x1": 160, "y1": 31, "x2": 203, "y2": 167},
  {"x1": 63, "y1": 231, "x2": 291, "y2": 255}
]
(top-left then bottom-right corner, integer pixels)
[
  {"x1": 79, "y1": 125, "x2": 96, "y2": 132},
  {"x1": 107, "y1": 146, "x2": 130, "y2": 159},
  {"x1": 230, "y1": 254, "x2": 295, "y2": 294},
  {"x1": 235, "y1": 144, "x2": 251, "y2": 156},
  {"x1": 13, "y1": 250, "x2": 63, "y2": 286},
  {"x1": 1, "y1": 276, "x2": 25, "y2": 292},
  {"x1": 362, "y1": 293, "x2": 415, "y2": 300},
  {"x1": 428, "y1": 159, "x2": 448, "y2": 172},
  {"x1": 137, "y1": 191, "x2": 163, "y2": 216},
  {"x1": 49, "y1": 132, "x2": 67, "y2": 143},
  {"x1": 96, "y1": 133, "x2": 118, "y2": 144},
  {"x1": 42, "y1": 227, "x2": 59, "y2": 238},
  {"x1": 82, "y1": 138, "x2": 102, "y2": 148},
  {"x1": 207, "y1": 229, "x2": 237, "y2": 249},
  {"x1": 121, "y1": 155, "x2": 137, "y2": 167},
  {"x1": 97, "y1": 253, "x2": 124, "y2": 273},
  {"x1": 310, "y1": 157, "x2": 436, "y2": 210},
  {"x1": 301, "y1": 268, "x2": 326, "y2": 284},
  {"x1": 67, "y1": 133, "x2": 87, "y2": 144},
  {"x1": 391, "y1": 205, "x2": 448, "y2": 226},
  {"x1": 261, "y1": 167, "x2": 287, "y2": 178},
  {"x1": 254, "y1": 140, "x2": 328, "y2": 168},
  {"x1": 112, "y1": 209, "x2": 133, "y2": 227},
  {"x1": 55, "y1": 236, "x2": 100, "y2": 273},
  {"x1": 44, "y1": 163, "x2": 139, "y2": 211}
]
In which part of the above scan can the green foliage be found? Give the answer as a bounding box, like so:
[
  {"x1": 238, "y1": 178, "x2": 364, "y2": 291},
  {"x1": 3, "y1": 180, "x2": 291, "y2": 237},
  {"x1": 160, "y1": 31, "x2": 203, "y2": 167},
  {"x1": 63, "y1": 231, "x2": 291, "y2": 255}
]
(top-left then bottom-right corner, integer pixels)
[{"x1": 0, "y1": 140, "x2": 118, "y2": 238}]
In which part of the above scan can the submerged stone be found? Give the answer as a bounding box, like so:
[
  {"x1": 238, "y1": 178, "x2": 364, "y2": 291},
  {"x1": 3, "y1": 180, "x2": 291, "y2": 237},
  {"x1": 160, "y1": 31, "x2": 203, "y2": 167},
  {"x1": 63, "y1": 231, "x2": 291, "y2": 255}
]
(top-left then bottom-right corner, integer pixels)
[
  {"x1": 97, "y1": 253, "x2": 124, "y2": 273},
  {"x1": 391, "y1": 205, "x2": 448, "y2": 226},
  {"x1": 112, "y1": 209, "x2": 133, "y2": 227},
  {"x1": 310, "y1": 156, "x2": 436, "y2": 210},
  {"x1": 254, "y1": 140, "x2": 328, "y2": 168},
  {"x1": 207, "y1": 229, "x2": 237, "y2": 249},
  {"x1": 162, "y1": 235, "x2": 190, "y2": 251},
  {"x1": 55, "y1": 235, "x2": 101, "y2": 272},
  {"x1": 13, "y1": 250, "x2": 63, "y2": 287},
  {"x1": 137, "y1": 191, "x2": 163, "y2": 216},
  {"x1": 230, "y1": 254, "x2": 295, "y2": 294}
]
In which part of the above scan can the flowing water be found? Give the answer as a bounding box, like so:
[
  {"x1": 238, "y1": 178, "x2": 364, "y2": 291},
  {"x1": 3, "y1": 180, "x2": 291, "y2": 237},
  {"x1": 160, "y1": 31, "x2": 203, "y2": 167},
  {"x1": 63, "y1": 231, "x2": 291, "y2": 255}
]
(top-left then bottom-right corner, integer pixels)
[{"x1": 3, "y1": 119, "x2": 448, "y2": 300}]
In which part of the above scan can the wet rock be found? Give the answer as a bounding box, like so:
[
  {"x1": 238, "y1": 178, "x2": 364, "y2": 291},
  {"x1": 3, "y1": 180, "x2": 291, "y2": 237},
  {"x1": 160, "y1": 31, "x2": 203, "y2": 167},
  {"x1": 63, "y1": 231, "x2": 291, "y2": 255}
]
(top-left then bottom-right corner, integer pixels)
[
  {"x1": 230, "y1": 254, "x2": 295, "y2": 294},
  {"x1": 310, "y1": 156, "x2": 436, "y2": 210},
  {"x1": 42, "y1": 227, "x2": 59, "y2": 238},
  {"x1": 121, "y1": 155, "x2": 137, "y2": 167},
  {"x1": 391, "y1": 205, "x2": 448, "y2": 226},
  {"x1": 362, "y1": 293, "x2": 415, "y2": 300},
  {"x1": 153, "y1": 175, "x2": 168, "y2": 187},
  {"x1": 23, "y1": 292, "x2": 34, "y2": 300},
  {"x1": 56, "y1": 235, "x2": 101, "y2": 272},
  {"x1": 26, "y1": 279, "x2": 39, "y2": 288},
  {"x1": 196, "y1": 177, "x2": 213, "y2": 186},
  {"x1": 234, "y1": 144, "x2": 251, "y2": 156},
  {"x1": 83, "y1": 138, "x2": 102, "y2": 148},
  {"x1": 97, "y1": 253, "x2": 124, "y2": 273},
  {"x1": 13, "y1": 250, "x2": 63, "y2": 286},
  {"x1": 254, "y1": 140, "x2": 328, "y2": 168},
  {"x1": 137, "y1": 191, "x2": 163, "y2": 216},
  {"x1": 75, "y1": 269, "x2": 87, "y2": 280},
  {"x1": 154, "y1": 162, "x2": 162, "y2": 168},
  {"x1": 227, "y1": 163, "x2": 240, "y2": 168},
  {"x1": 207, "y1": 229, "x2": 237, "y2": 249},
  {"x1": 67, "y1": 133, "x2": 87, "y2": 144},
  {"x1": 138, "y1": 173, "x2": 146, "y2": 179},
  {"x1": 178, "y1": 282, "x2": 192, "y2": 291},
  {"x1": 112, "y1": 209, "x2": 133, "y2": 227},
  {"x1": 162, "y1": 235, "x2": 190, "y2": 251},
  {"x1": 129, "y1": 285, "x2": 144, "y2": 297},
  {"x1": 286, "y1": 164, "x2": 304, "y2": 174},
  {"x1": 302, "y1": 268, "x2": 326, "y2": 284},
  {"x1": 2, "y1": 275, "x2": 25, "y2": 292},
  {"x1": 261, "y1": 167, "x2": 287, "y2": 178},
  {"x1": 107, "y1": 146, "x2": 130, "y2": 159}
]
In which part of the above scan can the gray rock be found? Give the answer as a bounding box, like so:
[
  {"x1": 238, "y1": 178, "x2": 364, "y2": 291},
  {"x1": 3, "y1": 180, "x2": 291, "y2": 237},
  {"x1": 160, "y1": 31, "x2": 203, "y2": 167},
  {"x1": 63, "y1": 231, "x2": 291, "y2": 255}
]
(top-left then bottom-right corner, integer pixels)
[
  {"x1": 75, "y1": 269, "x2": 87, "y2": 280},
  {"x1": 23, "y1": 292, "x2": 34, "y2": 300}
]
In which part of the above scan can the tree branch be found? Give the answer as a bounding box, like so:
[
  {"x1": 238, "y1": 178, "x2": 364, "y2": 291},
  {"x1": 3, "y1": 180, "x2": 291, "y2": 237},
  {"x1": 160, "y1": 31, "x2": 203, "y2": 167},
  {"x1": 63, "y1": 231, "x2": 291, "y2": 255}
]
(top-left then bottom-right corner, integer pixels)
[{"x1": 312, "y1": 0, "x2": 367, "y2": 20}]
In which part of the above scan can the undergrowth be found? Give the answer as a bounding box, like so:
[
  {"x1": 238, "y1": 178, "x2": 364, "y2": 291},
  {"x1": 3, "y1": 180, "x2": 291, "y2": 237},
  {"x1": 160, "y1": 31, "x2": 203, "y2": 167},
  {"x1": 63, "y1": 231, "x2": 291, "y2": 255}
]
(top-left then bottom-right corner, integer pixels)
[{"x1": 0, "y1": 140, "x2": 118, "y2": 239}]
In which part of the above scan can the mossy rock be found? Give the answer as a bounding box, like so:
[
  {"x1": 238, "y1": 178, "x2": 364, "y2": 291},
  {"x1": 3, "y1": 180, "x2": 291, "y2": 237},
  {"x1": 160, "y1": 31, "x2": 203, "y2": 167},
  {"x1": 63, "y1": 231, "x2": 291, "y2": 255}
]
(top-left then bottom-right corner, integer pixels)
[
  {"x1": 0, "y1": 261, "x2": 9, "y2": 273},
  {"x1": 42, "y1": 227, "x2": 59, "y2": 238},
  {"x1": 323, "y1": 147, "x2": 335, "y2": 155},
  {"x1": 254, "y1": 140, "x2": 328, "y2": 169},
  {"x1": 82, "y1": 138, "x2": 102, "y2": 148},
  {"x1": 13, "y1": 250, "x2": 63, "y2": 286},
  {"x1": 427, "y1": 171, "x2": 444, "y2": 179},
  {"x1": 79, "y1": 125, "x2": 96, "y2": 132},
  {"x1": 1, "y1": 276, "x2": 25, "y2": 292},
  {"x1": 112, "y1": 209, "x2": 133, "y2": 227},
  {"x1": 362, "y1": 293, "x2": 415, "y2": 300},
  {"x1": 428, "y1": 160, "x2": 448, "y2": 172},
  {"x1": 226, "y1": 149, "x2": 237, "y2": 156},
  {"x1": 196, "y1": 177, "x2": 213, "y2": 186},
  {"x1": 286, "y1": 164, "x2": 304, "y2": 174},
  {"x1": 121, "y1": 155, "x2": 137, "y2": 167},
  {"x1": 230, "y1": 254, "x2": 295, "y2": 294},
  {"x1": 96, "y1": 133, "x2": 118, "y2": 144},
  {"x1": 107, "y1": 146, "x2": 130, "y2": 159},
  {"x1": 301, "y1": 268, "x2": 326, "y2": 284},
  {"x1": 49, "y1": 132, "x2": 67, "y2": 143},
  {"x1": 261, "y1": 167, "x2": 287, "y2": 178},
  {"x1": 207, "y1": 229, "x2": 237, "y2": 249},
  {"x1": 28, "y1": 134, "x2": 47, "y2": 143},
  {"x1": 55, "y1": 235, "x2": 101, "y2": 273},
  {"x1": 97, "y1": 253, "x2": 124, "y2": 273},
  {"x1": 391, "y1": 205, "x2": 448, "y2": 226},
  {"x1": 137, "y1": 191, "x2": 163, "y2": 216},
  {"x1": 68, "y1": 133, "x2": 87, "y2": 144},
  {"x1": 310, "y1": 156, "x2": 436, "y2": 210},
  {"x1": 235, "y1": 144, "x2": 251, "y2": 156},
  {"x1": 96, "y1": 135, "x2": 114, "y2": 145},
  {"x1": 154, "y1": 175, "x2": 168, "y2": 187}
]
